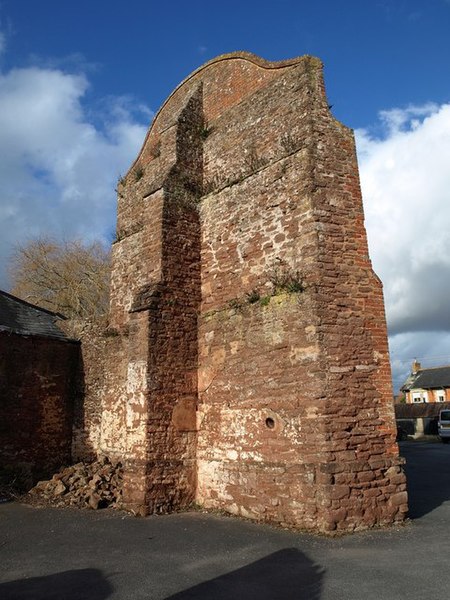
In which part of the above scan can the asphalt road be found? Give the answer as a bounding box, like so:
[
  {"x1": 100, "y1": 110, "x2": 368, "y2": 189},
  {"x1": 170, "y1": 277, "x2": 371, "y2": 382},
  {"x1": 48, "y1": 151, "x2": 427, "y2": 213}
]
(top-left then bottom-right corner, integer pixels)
[{"x1": 1, "y1": 441, "x2": 449, "y2": 600}]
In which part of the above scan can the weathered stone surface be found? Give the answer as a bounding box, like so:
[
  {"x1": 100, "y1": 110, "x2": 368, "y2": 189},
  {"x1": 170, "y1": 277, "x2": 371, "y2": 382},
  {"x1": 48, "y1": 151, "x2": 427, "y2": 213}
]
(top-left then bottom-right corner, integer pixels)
[
  {"x1": 63, "y1": 318, "x2": 109, "y2": 463},
  {"x1": 77, "y1": 52, "x2": 407, "y2": 533}
]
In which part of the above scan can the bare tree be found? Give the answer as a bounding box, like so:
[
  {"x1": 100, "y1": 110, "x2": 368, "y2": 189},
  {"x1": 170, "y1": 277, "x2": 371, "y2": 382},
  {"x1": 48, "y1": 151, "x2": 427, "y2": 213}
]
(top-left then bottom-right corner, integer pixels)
[{"x1": 9, "y1": 237, "x2": 110, "y2": 320}]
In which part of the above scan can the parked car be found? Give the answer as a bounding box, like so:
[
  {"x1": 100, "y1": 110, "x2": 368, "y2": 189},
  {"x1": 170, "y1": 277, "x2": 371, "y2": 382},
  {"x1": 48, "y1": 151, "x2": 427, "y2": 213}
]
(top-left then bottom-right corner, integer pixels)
[{"x1": 438, "y1": 409, "x2": 450, "y2": 443}]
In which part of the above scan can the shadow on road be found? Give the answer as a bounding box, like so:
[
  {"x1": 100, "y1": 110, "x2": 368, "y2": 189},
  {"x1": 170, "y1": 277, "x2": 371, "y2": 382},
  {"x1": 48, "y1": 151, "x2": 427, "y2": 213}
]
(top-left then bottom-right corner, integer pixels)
[
  {"x1": 400, "y1": 441, "x2": 450, "y2": 519},
  {"x1": 164, "y1": 547, "x2": 324, "y2": 600},
  {"x1": 0, "y1": 568, "x2": 113, "y2": 600}
]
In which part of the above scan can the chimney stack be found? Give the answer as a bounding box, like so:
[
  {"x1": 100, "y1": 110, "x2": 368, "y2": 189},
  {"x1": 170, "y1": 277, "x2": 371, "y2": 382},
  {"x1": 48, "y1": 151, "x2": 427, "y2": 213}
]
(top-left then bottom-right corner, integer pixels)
[{"x1": 412, "y1": 360, "x2": 421, "y2": 374}]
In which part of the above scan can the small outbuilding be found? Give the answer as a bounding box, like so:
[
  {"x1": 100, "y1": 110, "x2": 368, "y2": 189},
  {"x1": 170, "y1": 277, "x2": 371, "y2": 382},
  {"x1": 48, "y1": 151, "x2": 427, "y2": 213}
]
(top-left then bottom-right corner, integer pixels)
[{"x1": 0, "y1": 290, "x2": 80, "y2": 489}]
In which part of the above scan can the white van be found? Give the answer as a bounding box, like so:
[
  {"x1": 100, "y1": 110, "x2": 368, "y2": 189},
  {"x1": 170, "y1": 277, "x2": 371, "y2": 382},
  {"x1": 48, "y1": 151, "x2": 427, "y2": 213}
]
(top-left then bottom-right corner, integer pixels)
[{"x1": 438, "y1": 409, "x2": 450, "y2": 443}]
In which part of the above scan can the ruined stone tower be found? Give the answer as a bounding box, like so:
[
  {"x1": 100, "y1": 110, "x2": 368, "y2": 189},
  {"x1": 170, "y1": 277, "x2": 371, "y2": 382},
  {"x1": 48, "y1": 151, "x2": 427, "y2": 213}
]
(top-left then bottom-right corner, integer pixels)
[{"x1": 99, "y1": 53, "x2": 407, "y2": 532}]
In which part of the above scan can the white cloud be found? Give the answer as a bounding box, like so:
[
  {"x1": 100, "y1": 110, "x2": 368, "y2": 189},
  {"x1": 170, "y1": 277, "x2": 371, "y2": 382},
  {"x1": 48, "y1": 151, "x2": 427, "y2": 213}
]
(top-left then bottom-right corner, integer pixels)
[
  {"x1": 0, "y1": 64, "x2": 150, "y2": 287},
  {"x1": 356, "y1": 102, "x2": 450, "y2": 389}
]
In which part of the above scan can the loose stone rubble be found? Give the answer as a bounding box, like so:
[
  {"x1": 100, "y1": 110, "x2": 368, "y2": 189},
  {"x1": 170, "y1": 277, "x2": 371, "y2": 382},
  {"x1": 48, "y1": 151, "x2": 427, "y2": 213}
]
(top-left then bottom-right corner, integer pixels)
[{"x1": 26, "y1": 456, "x2": 122, "y2": 510}]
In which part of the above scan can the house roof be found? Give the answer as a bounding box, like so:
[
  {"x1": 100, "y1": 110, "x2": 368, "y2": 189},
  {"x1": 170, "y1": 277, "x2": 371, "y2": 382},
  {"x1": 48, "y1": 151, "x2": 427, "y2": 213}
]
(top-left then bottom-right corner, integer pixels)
[
  {"x1": 0, "y1": 290, "x2": 70, "y2": 341},
  {"x1": 401, "y1": 366, "x2": 450, "y2": 391}
]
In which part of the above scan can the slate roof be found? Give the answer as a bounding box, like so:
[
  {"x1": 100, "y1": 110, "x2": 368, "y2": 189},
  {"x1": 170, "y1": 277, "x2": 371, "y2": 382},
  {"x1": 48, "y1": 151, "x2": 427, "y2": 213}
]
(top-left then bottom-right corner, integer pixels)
[
  {"x1": 401, "y1": 366, "x2": 450, "y2": 391},
  {"x1": 0, "y1": 290, "x2": 70, "y2": 341}
]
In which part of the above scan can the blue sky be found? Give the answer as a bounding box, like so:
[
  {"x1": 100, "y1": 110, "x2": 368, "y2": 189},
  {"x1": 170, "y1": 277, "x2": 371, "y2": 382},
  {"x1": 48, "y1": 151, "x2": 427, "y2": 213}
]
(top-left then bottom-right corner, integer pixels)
[
  {"x1": 1, "y1": 0, "x2": 450, "y2": 391},
  {"x1": 3, "y1": 0, "x2": 450, "y2": 129}
]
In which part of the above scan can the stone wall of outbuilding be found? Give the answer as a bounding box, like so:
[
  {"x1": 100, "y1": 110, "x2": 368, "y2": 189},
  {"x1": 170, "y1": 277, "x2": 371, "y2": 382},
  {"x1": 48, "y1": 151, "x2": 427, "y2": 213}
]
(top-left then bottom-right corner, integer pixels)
[{"x1": 0, "y1": 331, "x2": 79, "y2": 485}]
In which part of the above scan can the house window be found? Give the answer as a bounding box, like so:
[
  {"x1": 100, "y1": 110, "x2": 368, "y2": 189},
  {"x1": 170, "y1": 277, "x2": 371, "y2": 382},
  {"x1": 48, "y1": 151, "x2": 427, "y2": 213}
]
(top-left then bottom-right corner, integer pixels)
[
  {"x1": 412, "y1": 391, "x2": 427, "y2": 403},
  {"x1": 436, "y1": 390, "x2": 445, "y2": 402}
]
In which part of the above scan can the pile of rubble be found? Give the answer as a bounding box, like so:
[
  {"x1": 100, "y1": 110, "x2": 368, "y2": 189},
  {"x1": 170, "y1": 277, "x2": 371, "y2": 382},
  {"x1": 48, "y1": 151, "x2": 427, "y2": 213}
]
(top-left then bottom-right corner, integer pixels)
[{"x1": 26, "y1": 456, "x2": 123, "y2": 510}]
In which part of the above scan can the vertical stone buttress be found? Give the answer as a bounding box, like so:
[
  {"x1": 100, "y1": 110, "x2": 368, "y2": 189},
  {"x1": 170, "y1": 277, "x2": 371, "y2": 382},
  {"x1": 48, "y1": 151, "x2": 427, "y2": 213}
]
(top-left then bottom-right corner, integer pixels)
[
  {"x1": 102, "y1": 53, "x2": 407, "y2": 531},
  {"x1": 104, "y1": 88, "x2": 203, "y2": 514}
]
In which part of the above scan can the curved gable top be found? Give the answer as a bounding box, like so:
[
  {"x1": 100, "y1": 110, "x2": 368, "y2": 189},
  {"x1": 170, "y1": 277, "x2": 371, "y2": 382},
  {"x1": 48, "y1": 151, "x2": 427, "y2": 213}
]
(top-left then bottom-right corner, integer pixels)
[{"x1": 132, "y1": 52, "x2": 323, "y2": 172}]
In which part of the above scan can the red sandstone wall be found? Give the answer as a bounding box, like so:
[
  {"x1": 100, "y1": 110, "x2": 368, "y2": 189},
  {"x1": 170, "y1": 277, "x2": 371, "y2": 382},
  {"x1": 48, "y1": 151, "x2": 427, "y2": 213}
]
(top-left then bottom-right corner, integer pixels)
[
  {"x1": 192, "y1": 56, "x2": 406, "y2": 531},
  {"x1": 106, "y1": 53, "x2": 407, "y2": 531},
  {"x1": 105, "y1": 87, "x2": 205, "y2": 513},
  {"x1": 0, "y1": 332, "x2": 79, "y2": 484},
  {"x1": 62, "y1": 319, "x2": 108, "y2": 463}
]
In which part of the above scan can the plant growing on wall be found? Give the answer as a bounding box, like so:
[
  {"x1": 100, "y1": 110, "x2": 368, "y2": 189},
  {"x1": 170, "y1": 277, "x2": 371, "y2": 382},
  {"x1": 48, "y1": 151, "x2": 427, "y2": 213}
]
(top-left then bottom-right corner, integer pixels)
[
  {"x1": 198, "y1": 121, "x2": 212, "y2": 140},
  {"x1": 244, "y1": 145, "x2": 268, "y2": 173},
  {"x1": 280, "y1": 132, "x2": 300, "y2": 154},
  {"x1": 246, "y1": 289, "x2": 261, "y2": 304},
  {"x1": 134, "y1": 164, "x2": 144, "y2": 182},
  {"x1": 268, "y1": 259, "x2": 305, "y2": 295},
  {"x1": 151, "y1": 140, "x2": 161, "y2": 158}
]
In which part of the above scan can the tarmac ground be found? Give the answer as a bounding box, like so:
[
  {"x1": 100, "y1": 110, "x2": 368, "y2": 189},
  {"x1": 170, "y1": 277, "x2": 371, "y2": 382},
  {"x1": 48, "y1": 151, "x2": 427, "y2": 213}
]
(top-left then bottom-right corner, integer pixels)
[{"x1": 1, "y1": 441, "x2": 449, "y2": 600}]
